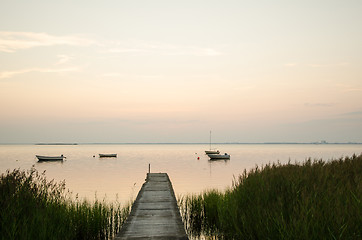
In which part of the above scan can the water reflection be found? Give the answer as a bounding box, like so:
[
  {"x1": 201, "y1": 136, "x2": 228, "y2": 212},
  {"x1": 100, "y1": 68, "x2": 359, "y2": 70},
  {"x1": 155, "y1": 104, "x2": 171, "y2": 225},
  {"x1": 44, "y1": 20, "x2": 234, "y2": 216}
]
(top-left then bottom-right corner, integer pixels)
[
  {"x1": 208, "y1": 159, "x2": 230, "y2": 177},
  {"x1": 1, "y1": 144, "x2": 362, "y2": 204},
  {"x1": 208, "y1": 159, "x2": 230, "y2": 163},
  {"x1": 36, "y1": 160, "x2": 64, "y2": 165}
]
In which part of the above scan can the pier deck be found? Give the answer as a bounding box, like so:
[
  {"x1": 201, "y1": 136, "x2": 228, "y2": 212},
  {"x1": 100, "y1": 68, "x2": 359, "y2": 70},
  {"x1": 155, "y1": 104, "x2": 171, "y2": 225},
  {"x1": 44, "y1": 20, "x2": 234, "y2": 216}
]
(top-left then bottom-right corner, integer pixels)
[{"x1": 115, "y1": 173, "x2": 188, "y2": 240}]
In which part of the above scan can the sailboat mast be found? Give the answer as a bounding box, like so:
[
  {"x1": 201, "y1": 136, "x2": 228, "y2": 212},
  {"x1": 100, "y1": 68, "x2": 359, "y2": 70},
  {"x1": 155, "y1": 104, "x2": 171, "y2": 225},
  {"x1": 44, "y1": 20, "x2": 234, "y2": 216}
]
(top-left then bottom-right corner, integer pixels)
[{"x1": 209, "y1": 130, "x2": 211, "y2": 150}]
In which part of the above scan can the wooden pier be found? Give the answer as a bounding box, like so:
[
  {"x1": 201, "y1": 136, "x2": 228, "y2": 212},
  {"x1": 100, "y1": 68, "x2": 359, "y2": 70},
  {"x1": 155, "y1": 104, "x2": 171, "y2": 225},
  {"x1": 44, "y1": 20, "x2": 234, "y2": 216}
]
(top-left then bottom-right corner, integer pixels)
[{"x1": 115, "y1": 173, "x2": 188, "y2": 240}]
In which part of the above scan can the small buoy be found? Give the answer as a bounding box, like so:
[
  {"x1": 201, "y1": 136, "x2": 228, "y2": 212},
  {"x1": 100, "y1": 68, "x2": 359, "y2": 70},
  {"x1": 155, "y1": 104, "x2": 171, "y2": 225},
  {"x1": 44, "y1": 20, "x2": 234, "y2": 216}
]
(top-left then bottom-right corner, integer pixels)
[
  {"x1": 93, "y1": 155, "x2": 95, "y2": 157},
  {"x1": 197, "y1": 157, "x2": 200, "y2": 160}
]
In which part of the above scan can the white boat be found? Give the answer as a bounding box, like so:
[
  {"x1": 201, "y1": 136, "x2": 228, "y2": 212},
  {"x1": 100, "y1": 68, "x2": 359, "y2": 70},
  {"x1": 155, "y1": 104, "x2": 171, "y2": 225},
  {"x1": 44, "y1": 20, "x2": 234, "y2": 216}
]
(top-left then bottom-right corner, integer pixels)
[
  {"x1": 208, "y1": 153, "x2": 230, "y2": 160},
  {"x1": 99, "y1": 153, "x2": 117, "y2": 158},
  {"x1": 205, "y1": 150, "x2": 220, "y2": 154},
  {"x1": 36, "y1": 155, "x2": 65, "y2": 161},
  {"x1": 205, "y1": 131, "x2": 219, "y2": 154}
]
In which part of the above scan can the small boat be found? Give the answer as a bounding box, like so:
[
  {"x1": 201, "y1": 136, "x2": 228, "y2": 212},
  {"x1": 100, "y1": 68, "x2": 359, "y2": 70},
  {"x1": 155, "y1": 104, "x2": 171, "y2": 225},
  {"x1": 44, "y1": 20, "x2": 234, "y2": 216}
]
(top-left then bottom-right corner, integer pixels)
[
  {"x1": 99, "y1": 153, "x2": 117, "y2": 158},
  {"x1": 205, "y1": 150, "x2": 220, "y2": 154},
  {"x1": 36, "y1": 155, "x2": 65, "y2": 161},
  {"x1": 208, "y1": 153, "x2": 230, "y2": 160},
  {"x1": 205, "y1": 131, "x2": 219, "y2": 154}
]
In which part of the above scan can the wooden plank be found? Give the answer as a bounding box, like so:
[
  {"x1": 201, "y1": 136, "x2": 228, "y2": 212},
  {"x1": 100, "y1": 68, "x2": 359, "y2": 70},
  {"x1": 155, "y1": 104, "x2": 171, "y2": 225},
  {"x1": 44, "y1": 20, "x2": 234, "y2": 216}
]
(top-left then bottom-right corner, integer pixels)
[{"x1": 115, "y1": 173, "x2": 188, "y2": 240}]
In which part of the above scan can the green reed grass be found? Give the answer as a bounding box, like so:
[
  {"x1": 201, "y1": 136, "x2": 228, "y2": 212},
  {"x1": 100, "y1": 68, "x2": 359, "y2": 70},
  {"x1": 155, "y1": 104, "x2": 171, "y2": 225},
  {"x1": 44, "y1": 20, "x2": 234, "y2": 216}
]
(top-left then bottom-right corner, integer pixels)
[
  {"x1": 0, "y1": 168, "x2": 131, "y2": 240},
  {"x1": 180, "y1": 154, "x2": 362, "y2": 239}
]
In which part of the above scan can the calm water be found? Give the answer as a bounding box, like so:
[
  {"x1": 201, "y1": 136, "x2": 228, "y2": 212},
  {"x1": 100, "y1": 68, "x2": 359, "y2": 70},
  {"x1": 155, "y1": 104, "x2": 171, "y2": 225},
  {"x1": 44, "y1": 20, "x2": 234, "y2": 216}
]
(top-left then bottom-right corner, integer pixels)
[{"x1": 1, "y1": 144, "x2": 361, "y2": 204}]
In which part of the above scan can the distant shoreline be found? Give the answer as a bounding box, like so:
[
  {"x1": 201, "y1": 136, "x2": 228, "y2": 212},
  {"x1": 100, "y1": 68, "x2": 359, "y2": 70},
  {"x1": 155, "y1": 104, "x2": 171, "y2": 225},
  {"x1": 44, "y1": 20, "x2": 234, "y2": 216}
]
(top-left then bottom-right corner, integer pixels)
[
  {"x1": 80, "y1": 142, "x2": 362, "y2": 145},
  {"x1": 35, "y1": 143, "x2": 78, "y2": 145},
  {"x1": 0, "y1": 142, "x2": 361, "y2": 145}
]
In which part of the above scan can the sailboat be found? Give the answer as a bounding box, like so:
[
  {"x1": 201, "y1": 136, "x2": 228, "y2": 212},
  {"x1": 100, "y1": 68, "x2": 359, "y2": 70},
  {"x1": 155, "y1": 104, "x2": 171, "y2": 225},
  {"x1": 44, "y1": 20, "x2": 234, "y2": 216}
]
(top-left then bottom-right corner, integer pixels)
[
  {"x1": 205, "y1": 131, "x2": 220, "y2": 154},
  {"x1": 208, "y1": 152, "x2": 230, "y2": 160}
]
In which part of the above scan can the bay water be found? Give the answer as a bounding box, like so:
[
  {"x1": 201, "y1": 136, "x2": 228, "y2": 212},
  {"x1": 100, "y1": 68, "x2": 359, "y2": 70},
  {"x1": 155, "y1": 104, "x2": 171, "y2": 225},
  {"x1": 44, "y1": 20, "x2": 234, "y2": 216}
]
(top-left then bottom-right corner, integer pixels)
[{"x1": 1, "y1": 144, "x2": 361, "y2": 204}]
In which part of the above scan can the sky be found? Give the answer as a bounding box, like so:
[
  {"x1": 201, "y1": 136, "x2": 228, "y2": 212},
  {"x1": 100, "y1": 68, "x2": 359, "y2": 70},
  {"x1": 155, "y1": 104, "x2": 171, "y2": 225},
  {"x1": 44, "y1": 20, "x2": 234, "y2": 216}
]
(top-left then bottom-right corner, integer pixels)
[{"x1": 0, "y1": 0, "x2": 362, "y2": 143}]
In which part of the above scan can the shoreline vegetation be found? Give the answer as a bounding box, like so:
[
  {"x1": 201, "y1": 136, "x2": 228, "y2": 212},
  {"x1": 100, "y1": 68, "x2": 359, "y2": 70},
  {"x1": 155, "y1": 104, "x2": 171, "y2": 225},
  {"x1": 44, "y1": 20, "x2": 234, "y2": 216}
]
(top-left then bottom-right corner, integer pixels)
[
  {"x1": 0, "y1": 168, "x2": 131, "y2": 240},
  {"x1": 1, "y1": 155, "x2": 361, "y2": 239},
  {"x1": 179, "y1": 154, "x2": 362, "y2": 239}
]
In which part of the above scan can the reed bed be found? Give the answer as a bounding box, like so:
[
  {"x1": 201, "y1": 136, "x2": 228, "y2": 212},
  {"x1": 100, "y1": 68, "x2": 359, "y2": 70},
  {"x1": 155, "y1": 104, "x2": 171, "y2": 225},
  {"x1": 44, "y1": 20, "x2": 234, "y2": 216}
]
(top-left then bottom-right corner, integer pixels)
[
  {"x1": 0, "y1": 168, "x2": 131, "y2": 240},
  {"x1": 180, "y1": 154, "x2": 362, "y2": 239}
]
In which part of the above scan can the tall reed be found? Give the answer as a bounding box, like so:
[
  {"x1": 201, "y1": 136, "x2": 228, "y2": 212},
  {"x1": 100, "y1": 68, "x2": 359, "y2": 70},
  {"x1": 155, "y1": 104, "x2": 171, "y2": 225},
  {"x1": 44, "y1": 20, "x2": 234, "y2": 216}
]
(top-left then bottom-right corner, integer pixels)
[
  {"x1": 180, "y1": 154, "x2": 362, "y2": 239},
  {"x1": 0, "y1": 168, "x2": 131, "y2": 240}
]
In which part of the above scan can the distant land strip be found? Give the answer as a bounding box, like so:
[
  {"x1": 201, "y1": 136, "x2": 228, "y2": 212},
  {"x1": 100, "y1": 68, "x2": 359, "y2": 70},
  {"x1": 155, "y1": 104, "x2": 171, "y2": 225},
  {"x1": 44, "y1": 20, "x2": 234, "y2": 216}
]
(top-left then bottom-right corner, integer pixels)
[
  {"x1": 0, "y1": 142, "x2": 361, "y2": 145},
  {"x1": 35, "y1": 143, "x2": 78, "y2": 145},
  {"x1": 34, "y1": 142, "x2": 362, "y2": 145}
]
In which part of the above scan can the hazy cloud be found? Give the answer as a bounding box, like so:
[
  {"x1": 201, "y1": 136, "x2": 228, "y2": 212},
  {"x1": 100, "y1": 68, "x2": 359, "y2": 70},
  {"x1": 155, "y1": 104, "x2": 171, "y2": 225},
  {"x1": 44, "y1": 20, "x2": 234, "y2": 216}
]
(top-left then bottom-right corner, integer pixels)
[
  {"x1": 284, "y1": 63, "x2": 349, "y2": 68},
  {"x1": 304, "y1": 102, "x2": 336, "y2": 107},
  {"x1": 0, "y1": 32, "x2": 222, "y2": 57},
  {"x1": 56, "y1": 54, "x2": 73, "y2": 65},
  {"x1": 340, "y1": 111, "x2": 362, "y2": 116},
  {"x1": 343, "y1": 88, "x2": 362, "y2": 92},
  {"x1": 0, "y1": 67, "x2": 80, "y2": 79},
  {"x1": 0, "y1": 32, "x2": 95, "y2": 52},
  {"x1": 307, "y1": 62, "x2": 349, "y2": 68},
  {"x1": 100, "y1": 73, "x2": 163, "y2": 80},
  {"x1": 335, "y1": 83, "x2": 362, "y2": 92},
  {"x1": 103, "y1": 42, "x2": 223, "y2": 56},
  {"x1": 284, "y1": 63, "x2": 297, "y2": 67},
  {"x1": 101, "y1": 72, "x2": 123, "y2": 78},
  {"x1": 105, "y1": 48, "x2": 145, "y2": 54},
  {"x1": 147, "y1": 43, "x2": 222, "y2": 56},
  {"x1": 107, "y1": 117, "x2": 203, "y2": 126}
]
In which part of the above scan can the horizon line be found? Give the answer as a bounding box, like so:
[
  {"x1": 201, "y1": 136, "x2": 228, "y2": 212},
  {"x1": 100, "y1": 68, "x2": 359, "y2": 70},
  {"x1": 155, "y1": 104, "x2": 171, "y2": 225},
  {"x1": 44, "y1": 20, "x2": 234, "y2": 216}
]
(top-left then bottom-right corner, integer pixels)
[{"x1": 1, "y1": 142, "x2": 362, "y2": 145}]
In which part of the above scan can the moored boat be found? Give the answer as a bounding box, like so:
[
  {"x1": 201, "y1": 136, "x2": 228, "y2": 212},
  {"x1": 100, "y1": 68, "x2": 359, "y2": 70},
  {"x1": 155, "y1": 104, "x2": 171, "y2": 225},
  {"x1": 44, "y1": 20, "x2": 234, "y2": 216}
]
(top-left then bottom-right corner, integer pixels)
[
  {"x1": 208, "y1": 153, "x2": 230, "y2": 160},
  {"x1": 99, "y1": 153, "x2": 117, "y2": 158},
  {"x1": 205, "y1": 150, "x2": 220, "y2": 154},
  {"x1": 205, "y1": 131, "x2": 220, "y2": 154},
  {"x1": 36, "y1": 155, "x2": 65, "y2": 161}
]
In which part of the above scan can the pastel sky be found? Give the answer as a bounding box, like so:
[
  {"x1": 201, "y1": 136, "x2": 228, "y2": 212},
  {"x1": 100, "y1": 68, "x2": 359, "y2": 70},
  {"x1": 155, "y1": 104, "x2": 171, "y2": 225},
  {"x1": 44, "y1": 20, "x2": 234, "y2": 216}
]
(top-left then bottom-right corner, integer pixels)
[{"x1": 1, "y1": 0, "x2": 361, "y2": 143}]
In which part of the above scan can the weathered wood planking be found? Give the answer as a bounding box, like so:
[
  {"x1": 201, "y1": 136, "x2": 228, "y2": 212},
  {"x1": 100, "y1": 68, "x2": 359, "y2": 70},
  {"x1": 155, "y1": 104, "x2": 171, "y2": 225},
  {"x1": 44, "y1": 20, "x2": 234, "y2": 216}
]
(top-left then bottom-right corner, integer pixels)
[{"x1": 115, "y1": 173, "x2": 188, "y2": 240}]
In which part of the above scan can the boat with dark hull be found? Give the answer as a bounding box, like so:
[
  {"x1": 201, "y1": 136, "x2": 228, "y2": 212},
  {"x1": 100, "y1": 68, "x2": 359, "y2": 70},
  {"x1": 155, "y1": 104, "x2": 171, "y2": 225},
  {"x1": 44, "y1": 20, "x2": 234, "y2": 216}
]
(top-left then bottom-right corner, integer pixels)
[
  {"x1": 36, "y1": 155, "x2": 65, "y2": 161},
  {"x1": 99, "y1": 154, "x2": 117, "y2": 158}
]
